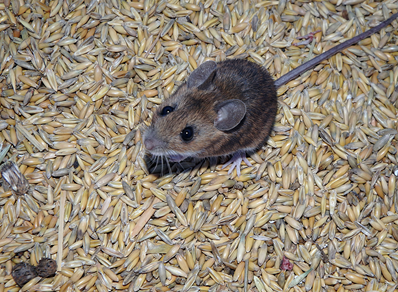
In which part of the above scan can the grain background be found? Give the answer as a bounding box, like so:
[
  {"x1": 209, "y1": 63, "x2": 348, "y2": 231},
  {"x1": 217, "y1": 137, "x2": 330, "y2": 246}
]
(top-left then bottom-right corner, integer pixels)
[{"x1": 0, "y1": 0, "x2": 398, "y2": 291}]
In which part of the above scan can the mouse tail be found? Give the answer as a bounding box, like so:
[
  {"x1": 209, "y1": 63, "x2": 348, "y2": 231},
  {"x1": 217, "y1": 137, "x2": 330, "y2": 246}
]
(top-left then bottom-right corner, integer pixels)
[{"x1": 274, "y1": 12, "x2": 398, "y2": 89}]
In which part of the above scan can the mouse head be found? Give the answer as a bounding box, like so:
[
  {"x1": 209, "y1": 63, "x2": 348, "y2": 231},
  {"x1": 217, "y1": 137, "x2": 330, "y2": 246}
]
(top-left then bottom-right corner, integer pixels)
[{"x1": 143, "y1": 61, "x2": 247, "y2": 161}]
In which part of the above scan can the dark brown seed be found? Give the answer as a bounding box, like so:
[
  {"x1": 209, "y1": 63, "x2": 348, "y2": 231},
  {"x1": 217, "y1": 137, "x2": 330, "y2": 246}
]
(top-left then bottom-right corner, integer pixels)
[
  {"x1": 12, "y1": 262, "x2": 38, "y2": 287},
  {"x1": 35, "y1": 258, "x2": 57, "y2": 278}
]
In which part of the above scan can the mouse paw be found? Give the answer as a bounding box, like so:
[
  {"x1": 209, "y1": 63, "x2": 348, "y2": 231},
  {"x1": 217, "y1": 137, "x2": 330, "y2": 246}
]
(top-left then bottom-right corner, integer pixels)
[{"x1": 221, "y1": 152, "x2": 252, "y2": 177}]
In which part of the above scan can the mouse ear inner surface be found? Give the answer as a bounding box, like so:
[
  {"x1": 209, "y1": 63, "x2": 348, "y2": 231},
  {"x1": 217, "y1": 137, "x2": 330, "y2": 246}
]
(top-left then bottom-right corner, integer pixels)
[
  {"x1": 187, "y1": 61, "x2": 217, "y2": 90},
  {"x1": 214, "y1": 99, "x2": 247, "y2": 131}
]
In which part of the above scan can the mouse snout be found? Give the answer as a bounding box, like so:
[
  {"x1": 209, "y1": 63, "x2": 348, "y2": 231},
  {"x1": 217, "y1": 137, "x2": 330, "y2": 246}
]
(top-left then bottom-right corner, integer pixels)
[
  {"x1": 144, "y1": 137, "x2": 156, "y2": 150},
  {"x1": 144, "y1": 136, "x2": 164, "y2": 151}
]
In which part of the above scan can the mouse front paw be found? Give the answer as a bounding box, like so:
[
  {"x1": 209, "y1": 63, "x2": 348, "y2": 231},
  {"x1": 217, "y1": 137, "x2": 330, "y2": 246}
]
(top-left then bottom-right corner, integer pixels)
[{"x1": 221, "y1": 152, "x2": 252, "y2": 177}]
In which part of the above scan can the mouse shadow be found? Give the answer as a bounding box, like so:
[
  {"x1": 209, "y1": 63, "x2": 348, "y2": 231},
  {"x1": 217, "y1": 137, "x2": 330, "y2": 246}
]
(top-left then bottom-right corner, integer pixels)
[
  {"x1": 143, "y1": 153, "x2": 183, "y2": 176},
  {"x1": 144, "y1": 154, "x2": 221, "y2": 176}
]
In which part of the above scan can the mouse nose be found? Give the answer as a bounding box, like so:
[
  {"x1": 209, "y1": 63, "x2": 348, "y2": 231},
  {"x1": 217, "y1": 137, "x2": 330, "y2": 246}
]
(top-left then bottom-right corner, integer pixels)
[{"x1": 144, "y1": 137, "x2": 157, "y2": 151}]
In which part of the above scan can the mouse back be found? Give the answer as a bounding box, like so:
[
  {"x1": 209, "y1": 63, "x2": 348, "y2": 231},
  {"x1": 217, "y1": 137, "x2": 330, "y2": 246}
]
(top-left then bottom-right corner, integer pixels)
[{"x1": 144, "y1": 59, "x2": 277, "y2": 160}]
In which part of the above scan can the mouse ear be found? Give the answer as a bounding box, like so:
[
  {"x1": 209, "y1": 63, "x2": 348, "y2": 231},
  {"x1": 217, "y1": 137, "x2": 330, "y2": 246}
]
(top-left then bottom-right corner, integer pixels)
[
  {"x1": 214, "y1": 99, "x2": 247, "y2": 131},
  {"x1": 187, "y1": 61, "x2": 217, "y2": 90}
]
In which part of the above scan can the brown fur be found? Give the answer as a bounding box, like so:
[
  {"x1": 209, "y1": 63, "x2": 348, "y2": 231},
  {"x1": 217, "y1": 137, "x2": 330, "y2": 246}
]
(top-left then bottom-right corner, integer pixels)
[{"x1": 144, "y1": 59, "x2": 277, "y2": 159}]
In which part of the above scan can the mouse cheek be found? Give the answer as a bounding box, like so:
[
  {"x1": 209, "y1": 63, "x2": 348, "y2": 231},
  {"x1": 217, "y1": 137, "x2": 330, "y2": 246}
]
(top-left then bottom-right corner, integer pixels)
[
  {"x1": 166, "y1": 134, "x2": 192, "y2": 154},
  {"x1": 181, "y1": 135, "x2": 209, "y2": 155}
]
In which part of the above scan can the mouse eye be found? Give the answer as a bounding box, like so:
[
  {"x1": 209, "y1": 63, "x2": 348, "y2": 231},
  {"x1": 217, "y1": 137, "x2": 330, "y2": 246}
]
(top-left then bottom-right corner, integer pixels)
[
  {"x1": 161, "y1": 106, "x2": 174, "y2": 116},
  {"x1": 180, "y1": 127, "x2": 194, "y2": 141}
]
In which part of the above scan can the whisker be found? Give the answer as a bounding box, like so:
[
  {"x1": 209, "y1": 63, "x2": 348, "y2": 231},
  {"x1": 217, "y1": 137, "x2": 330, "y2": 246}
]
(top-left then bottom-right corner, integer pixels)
[
  {"x1": 159, "y1": 156, "x2": 164, "y2": 176},
  {"x1": 151, "y1": 155, "x2": 158, "y2": 174},
  {"x1": 165, "y1": 157, "x2": 171, "y2": 175}
]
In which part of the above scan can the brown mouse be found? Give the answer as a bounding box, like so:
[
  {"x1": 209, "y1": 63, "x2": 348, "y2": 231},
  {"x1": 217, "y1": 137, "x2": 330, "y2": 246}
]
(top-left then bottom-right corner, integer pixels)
[{"x1": 143, "y1": 13, "x2": 398, "y2": 176}]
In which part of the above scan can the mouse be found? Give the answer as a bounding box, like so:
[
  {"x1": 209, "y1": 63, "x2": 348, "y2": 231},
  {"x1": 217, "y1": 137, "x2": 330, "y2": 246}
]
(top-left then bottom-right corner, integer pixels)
[{"x1": 143, "y1": 12, "x2": 398, "y2": 176}]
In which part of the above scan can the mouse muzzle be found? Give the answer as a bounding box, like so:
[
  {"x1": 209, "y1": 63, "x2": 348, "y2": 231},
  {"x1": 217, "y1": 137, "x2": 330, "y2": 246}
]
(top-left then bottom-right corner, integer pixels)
[
  {"x1": 143, "y1": 128, "x2": 171, "y2": 157},
  {"x1": 143, "y1": 135, "x2": 164, "y2": 152},
  {"x1": 143, "y1": 137, "x2": 156, "y2": 151}
]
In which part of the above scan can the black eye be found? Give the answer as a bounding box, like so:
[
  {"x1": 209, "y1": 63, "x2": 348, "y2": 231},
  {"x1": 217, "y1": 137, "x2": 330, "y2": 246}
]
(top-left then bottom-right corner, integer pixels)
[
  {"x1": 161, "y1": 106, "x2": 174, "y2": 116},
  {"x1": 180, "y1": 127, "x2": 194, "y2": 141}
]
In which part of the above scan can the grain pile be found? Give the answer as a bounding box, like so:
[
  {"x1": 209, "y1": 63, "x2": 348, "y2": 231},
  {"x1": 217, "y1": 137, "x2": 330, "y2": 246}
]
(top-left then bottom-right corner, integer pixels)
[{"x1": 0, "y1": 0, "x2": 397, "y2": 291}]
